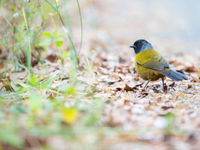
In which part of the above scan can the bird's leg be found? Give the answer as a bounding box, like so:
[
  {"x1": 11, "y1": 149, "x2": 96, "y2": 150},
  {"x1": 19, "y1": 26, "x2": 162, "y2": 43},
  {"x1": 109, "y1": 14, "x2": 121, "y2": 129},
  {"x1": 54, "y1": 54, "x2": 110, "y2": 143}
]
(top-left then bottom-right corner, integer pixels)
[
  {"x1": 161, "y1": 77, "x2": 165, "y2": 91},
  {"x1": 143, "y1": 80, "x2": 151, "y2": 89}
]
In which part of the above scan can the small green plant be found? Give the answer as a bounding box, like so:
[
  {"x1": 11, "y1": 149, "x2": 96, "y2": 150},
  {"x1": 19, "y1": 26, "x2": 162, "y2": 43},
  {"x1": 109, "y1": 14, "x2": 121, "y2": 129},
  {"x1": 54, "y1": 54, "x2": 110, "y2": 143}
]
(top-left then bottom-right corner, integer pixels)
[
  {"x1": 163, "y1": 112, "x2": 176, "y2": 134},
  {"x1": 0, "y1": 1, "x2": 107, "y2": 149},
  {"x1": 39, "y1": 31, "x2": 64, "y2": 51}
]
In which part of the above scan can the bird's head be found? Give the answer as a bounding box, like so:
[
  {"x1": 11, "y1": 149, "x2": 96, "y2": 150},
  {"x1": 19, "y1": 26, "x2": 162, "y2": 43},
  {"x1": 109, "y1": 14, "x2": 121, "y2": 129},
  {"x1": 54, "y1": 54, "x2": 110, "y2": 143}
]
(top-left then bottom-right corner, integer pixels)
[{"x1": 130, "y1": 39, "x2": 153, "y2": 54}]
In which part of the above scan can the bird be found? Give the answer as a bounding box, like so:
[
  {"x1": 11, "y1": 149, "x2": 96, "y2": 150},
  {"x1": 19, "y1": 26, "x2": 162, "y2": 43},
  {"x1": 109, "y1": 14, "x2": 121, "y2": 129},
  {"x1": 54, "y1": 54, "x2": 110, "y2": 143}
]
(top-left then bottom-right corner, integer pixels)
[{"x1": 130, "y1": 39, "x2": 188, "y2": 91}]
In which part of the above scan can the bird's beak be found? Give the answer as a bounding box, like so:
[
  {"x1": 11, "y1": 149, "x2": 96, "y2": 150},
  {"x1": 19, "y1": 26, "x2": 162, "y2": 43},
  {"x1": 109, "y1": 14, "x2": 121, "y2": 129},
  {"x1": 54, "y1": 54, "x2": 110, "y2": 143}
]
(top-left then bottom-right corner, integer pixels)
[{"x1": 130, "y1": 45, "x2": 136, "y2": 48}]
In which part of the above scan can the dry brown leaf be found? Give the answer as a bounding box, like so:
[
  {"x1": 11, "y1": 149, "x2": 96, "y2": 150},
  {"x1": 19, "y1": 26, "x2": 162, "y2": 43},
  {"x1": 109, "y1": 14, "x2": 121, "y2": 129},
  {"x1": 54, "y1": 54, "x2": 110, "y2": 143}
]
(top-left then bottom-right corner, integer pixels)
[
  {"x1": 124, "y1": 84, "x2": 134, "y2": 92},
  {"x1": 191, "y1": 78, "x2": 199, "y2": 83},
  {"x1": 187, "y1": 84, "x2": 192, "y2": 89},
  {"x1": 161, "y1": 105, "x2": 174, "y2": 110},
  {"x1": 46, "y1": 54, "x2": 58, "y2": 63},
  {"x1": 169, "y1": 60, "x2": 184, "y2": 67},
  {"x1": 184, "y1": 66, "x2": 197, "y2": 73}
]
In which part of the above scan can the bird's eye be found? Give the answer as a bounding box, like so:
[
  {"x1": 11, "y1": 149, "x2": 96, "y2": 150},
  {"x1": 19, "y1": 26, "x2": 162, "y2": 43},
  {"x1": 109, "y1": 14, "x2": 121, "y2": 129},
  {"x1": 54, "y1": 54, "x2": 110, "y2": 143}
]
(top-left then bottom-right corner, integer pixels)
[{"x1": 137, "y1": 43, "x2": 142, "y2": 47}]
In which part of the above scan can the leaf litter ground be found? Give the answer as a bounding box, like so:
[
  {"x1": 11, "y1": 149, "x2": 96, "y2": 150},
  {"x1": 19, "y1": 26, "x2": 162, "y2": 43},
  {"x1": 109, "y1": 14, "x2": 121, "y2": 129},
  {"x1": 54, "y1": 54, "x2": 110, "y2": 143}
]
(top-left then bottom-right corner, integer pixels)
[
  {"x1": 1, "y1": 35, "x2": 200, "y2": 150},
  {"x1": 92, "y1": 43, "x2": 200, "y2": 150}
]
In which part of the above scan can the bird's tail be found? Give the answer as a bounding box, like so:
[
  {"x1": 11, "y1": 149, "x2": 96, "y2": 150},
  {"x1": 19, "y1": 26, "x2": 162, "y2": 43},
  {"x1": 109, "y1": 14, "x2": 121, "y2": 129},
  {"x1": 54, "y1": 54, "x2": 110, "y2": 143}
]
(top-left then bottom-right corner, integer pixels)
[{"x1": 162, "y1": 70, "x2": 188, "y2": 81}]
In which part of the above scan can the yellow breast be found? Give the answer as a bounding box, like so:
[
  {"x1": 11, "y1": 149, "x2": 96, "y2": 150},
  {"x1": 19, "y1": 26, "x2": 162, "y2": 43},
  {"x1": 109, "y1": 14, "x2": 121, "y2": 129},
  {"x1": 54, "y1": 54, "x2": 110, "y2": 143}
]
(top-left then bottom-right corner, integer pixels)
[{"x1": 135, "y1": 49, "x2": 164, "y2": 81}]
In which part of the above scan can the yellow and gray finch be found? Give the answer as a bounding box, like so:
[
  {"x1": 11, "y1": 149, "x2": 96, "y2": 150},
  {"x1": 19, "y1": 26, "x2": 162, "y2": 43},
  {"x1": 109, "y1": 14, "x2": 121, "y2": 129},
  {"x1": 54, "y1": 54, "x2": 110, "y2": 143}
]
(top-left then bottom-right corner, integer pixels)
[{"x1": 130, "y1": 39, "x2": 188, "y2": 90}]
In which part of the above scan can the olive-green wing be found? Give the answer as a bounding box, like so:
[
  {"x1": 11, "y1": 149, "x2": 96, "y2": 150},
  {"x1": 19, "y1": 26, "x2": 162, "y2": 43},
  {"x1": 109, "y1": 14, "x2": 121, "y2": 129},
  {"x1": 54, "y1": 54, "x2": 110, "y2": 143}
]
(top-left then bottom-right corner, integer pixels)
[{"x1": 137, "y1": 56, "x2": 169, "y2": 71}]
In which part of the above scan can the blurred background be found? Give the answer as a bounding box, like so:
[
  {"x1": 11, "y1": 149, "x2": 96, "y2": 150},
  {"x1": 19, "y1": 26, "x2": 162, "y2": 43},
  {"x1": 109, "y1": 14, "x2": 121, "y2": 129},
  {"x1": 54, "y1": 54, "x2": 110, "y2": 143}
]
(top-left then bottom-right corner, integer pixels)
[{"x1": 79, "y1": 0, "x2": 200, "y2": 56}]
